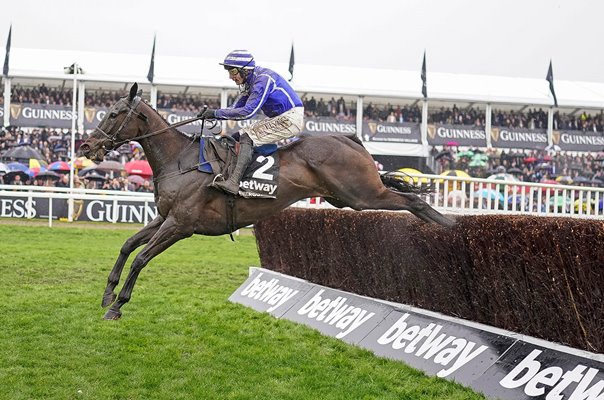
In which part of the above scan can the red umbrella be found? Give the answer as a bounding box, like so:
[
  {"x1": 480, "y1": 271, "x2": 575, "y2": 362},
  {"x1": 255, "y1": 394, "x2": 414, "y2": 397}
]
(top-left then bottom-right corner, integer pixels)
[
  {"x1": 523, "y1": 157, "x2": 536, "y2": 164},
  {"x1": 125, "y1": 160, "x2": 152, "y2": 177},
  {"x1": 48, "y1": 161, "x2": 71, "y2": 172}
]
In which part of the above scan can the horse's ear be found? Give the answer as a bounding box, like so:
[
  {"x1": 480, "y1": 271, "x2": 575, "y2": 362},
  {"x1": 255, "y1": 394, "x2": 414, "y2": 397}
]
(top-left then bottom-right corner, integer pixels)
[{"x1": 129, "y1": 83, "x2": 138, "y2": 102}]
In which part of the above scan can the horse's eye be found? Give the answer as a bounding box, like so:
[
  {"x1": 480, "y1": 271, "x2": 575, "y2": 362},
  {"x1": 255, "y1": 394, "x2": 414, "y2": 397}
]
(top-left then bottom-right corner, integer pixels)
[{"x1": 109, "y1": 112, "x2": 118, "y2": 118}]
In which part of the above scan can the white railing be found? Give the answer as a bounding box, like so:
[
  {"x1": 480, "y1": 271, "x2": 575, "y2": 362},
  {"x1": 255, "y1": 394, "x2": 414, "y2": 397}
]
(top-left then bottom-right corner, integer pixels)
[
  {"x1": 296, "y1": 173, "x2": 604, "y2": 219},
  {"x1": 2, "y1": 174, "x2": 604, "y2": 228}
]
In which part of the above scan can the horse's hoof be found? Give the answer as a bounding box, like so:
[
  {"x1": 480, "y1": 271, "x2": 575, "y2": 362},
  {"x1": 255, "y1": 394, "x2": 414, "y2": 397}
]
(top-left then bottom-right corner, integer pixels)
[
  {"x1": 103, "y1": 308, "x2": 122, "y2": 320},
  {"x1": 101, "y1": 293, "x2": 117, "y2": 308}
]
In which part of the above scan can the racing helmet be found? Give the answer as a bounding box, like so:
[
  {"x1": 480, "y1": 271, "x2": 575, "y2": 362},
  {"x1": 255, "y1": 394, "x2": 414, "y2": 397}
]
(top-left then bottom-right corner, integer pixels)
[{"x1": 219, "y1": 50, "x2": 256, "y2": 70}]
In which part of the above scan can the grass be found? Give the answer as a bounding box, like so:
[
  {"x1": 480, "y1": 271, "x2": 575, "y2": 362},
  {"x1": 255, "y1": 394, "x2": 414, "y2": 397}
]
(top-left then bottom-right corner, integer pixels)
[{"x1": 0, "y1": 222, "x2": 486, "y2": 400}]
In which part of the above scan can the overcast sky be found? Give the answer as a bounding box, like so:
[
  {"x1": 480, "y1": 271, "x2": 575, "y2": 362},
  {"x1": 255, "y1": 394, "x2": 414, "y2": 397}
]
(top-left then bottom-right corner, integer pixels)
[{"x1": 1, "y1": 0, "x2": 603, "y2": 82}]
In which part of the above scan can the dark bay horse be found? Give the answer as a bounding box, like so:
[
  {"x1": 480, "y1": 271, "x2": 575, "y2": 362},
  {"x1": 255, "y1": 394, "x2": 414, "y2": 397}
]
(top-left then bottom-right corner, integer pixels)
[{"x1": 80, "y1": 83, "x2": 454, "y2": 320}]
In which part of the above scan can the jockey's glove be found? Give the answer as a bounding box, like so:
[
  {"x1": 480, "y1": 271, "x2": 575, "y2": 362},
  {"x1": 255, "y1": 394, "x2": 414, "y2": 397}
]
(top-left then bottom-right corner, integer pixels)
[{"x1": 198, "y1": 108, "x2": 216, "y2": 119}]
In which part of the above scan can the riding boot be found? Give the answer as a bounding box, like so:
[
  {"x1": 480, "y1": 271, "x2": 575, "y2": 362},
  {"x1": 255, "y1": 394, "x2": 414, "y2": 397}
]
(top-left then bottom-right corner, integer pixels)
[{"x1": 212, "y1": 133, "x2": 253, "y2": 195}]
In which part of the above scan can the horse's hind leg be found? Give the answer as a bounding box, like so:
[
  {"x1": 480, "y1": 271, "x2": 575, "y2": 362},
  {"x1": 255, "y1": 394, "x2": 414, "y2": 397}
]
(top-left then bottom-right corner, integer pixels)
[
  {"x1": 102, "y1": 215, "x2": 165, "y2": 307},
  {"x1": 104, "y1": 217, "x2": 192, "y2": 320},
  {"x1": 365, "y1": 188, "x2": 454, "y2": 227}
]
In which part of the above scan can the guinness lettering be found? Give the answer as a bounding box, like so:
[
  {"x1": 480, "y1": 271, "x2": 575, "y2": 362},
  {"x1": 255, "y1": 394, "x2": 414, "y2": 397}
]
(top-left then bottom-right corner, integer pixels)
[
  {"x1": 86, "y1": 200, "x2": 157, "y2": 223},
  {"x1": 377, "y1": 125, "x2": 412, "y2": 134},
  {"x1": 436, "y1": 126, "x2": 486, "y2": 140},
  {"x1": 305, "y1": 120, "x2": 356, "y2": 135},
  {"x1": 21, "y1": 107, "x2": 74, "y2": 120},
  {"x1": 561, "y1": 133, "x2": 604, "y2": 146},
  {"x1": 499, "y1": 130, "x2": 547, "y2": 143}
]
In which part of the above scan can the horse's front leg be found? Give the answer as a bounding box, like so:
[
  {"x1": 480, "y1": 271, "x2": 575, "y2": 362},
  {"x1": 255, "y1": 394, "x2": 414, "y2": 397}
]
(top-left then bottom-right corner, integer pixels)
[
  {"x1": 102, "y1": 215, "x2": 165, "y2": 308},
  {"x1": 104, "y1": 216, "x2": 193, "y2": 320}
]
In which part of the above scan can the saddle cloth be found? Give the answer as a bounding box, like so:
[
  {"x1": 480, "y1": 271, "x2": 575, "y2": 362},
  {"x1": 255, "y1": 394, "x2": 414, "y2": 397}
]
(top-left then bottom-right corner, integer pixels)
[{"x1": 199, "y1": 136, "x2": 280, "y2": 199}]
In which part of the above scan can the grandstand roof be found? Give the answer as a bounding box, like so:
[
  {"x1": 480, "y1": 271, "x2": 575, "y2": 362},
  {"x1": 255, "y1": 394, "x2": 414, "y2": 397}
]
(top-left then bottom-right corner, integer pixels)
[{"x1": 5, "y1": 47, "x2": 604, "y2": 109}]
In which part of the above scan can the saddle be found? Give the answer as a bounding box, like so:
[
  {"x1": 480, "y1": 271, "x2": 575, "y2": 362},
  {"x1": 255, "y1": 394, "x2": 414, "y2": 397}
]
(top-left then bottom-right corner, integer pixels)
[{"x1": 199, "y1": 136, "x2": 280, "y2": 199}]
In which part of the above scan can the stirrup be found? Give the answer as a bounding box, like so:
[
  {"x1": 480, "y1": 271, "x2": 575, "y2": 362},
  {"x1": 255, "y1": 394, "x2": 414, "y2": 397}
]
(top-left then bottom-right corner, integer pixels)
[{"x1": 209, "y1": 174, "x2": 225, "y2": 186}]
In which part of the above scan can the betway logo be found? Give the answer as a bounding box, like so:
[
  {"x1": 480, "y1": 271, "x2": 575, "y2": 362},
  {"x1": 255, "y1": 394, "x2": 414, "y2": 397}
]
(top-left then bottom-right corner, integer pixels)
[
  {"x1": 240, "y1": 180, "x2": 277, "y2": 195},
  {"x1": 297, "y1": 290, "x2": 375, "y2": 339},
  {"x1": 377, "y1": 313, "x2": 488, "y2": 378},
  {"x1": 240, "y1": 273, "x2": 299, "y2": 312},
  {"x1": 500, "y1": 349, "x2": 604, "y2": 399}
]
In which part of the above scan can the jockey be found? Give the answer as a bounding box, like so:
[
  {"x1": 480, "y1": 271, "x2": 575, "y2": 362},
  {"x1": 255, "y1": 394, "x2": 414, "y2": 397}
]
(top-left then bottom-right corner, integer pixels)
[{"x1": 199, "y1": 50, "x2": 304, "y2": 196}]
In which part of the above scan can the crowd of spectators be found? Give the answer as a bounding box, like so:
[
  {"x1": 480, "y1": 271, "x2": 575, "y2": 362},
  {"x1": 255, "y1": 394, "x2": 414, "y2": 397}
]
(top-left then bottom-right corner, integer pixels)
[
  {"x1": 364, "y1": 103, "x2": 421, "y2": 123},
  {"x1": 554, "y1": 110, "x2": 604, "y2": 132},
  {"x1": 302, "y1": 96, "x2": 356, "y2": 121},
  {"x1": 7, "y1": 84, "x2": 604, "y2": 133},
  {"x1": 429, "y1": 104, "x2": 486, "y2": 126}
]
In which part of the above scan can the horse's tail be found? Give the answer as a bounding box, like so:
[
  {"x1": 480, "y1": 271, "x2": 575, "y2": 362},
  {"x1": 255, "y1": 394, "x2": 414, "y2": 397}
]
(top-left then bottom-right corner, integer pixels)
[{"x1": 380, "y1": 171, "x2": 434, "y2": 195}]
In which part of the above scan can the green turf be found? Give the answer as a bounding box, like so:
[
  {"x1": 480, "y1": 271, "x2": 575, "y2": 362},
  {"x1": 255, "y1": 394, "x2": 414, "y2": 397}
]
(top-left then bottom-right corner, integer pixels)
[{"x1": 0, "y1": 223, "x2": 486, "y2": 400}]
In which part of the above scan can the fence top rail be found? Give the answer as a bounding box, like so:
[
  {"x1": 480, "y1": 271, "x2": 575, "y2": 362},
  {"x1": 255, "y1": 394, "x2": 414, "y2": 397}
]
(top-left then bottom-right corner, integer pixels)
[{"x1": 392, "y1": 172, "x2": 604, "y2": 192}]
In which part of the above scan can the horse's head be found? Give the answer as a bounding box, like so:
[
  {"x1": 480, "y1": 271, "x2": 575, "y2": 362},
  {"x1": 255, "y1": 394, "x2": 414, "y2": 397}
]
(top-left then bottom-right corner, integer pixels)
[{"x1": 80, "y1": 83, "x2": 149, "y2": 162}]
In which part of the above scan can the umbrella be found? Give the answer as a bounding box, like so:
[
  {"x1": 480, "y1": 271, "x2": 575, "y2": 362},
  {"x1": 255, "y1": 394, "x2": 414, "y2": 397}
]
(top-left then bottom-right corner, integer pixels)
[
  {"x1": 439, "y1": 170, "x2": 471, "y2": 190},
  {"x1": 447, "y1": 190, "x2": 467, "y2": 205},
  {"x1": 473, "y1": 189, "x2": 504, "y2": 202},
  {"x1": 3, "y1": 170, "x2": 31, "y2": 183},
  {"x1": 127, "y1": 174, "x2": 146, "y2": 185},
  {"x1": 507, "y1": 195, "x2": 527, "y2": 204},
  {"x1": 0, "y1": 162, "x2": 8, "y2": 174},
  {"x1": 523, "y1": 157, "x2": 537, "y2": 164},
  {"x1": 456, "y1": 150, "x2": 475, "y2": 158},
  {"x1": 446, "y1": 141, "x2": 459, "y2": 147},
  {"x1": 74, "y1": 156, "x2": 95, "y2": 169},
  {"x1": 573, "y1": 176, "x2": 591, "y2": 185},
  {"x1": 82, "y1": 171, "x2": 108, "y2": 181},
  {"x1": 2, "y1": 145, "x2": 45, "y2": 160},
  {"x1": 96, "y1": 160, "x2": 125, "y2": 172},
  {"x1": 434, "y1": 150, "x2": 454, "y2": 161},
  {"x1": 549, "y1": 196, "x2": 570, "y2": 207},
  {"x1": 7, "y1": 162, "x2": 33, "y2": 176},
  {"x1": 125, "y1": 160, "x2": 152, "y2": 177},
  {"x1": 507, "y1": 167, "x2": 523, "y2": 175},
  {"x1": 555, "y1": 176, "x2": 573, "y2": 185},
  {"x1": 397, "y1": 168, "x2": 428, "y2": 184},
  {"x1": 48, "y1": 161, "x2": 71, "y2": 172},
  {"x1": 36, "y1": 170, "x2": 61, "y2": 180},
  {"x1": 487, "y1": 173, "x2": 519, "y2": 183},
  {"x1": 440, "y1": 170, "x2": 471, "y2": 178},
  {"x1": 468, "y1": 159, "x2": 487, "y2": 168},
  {"x1": 29, "y1": 159, "x2": 48, "y2": 176}
]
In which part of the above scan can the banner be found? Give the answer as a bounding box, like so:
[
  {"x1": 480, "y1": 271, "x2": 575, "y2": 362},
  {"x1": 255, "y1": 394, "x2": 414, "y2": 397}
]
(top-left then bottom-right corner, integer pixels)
[
  {"x1": 10, "y1": 104, "x2": 75, "y2": 129},
  {"x1": 361, "y1": 121, "x2": 421, "y2": 144},
  {"x1": 490, "y1": 127, "x2": 547, "y2": 150},
  {"x1": 301, "y1": 116, "x2": 356, "y2": 137},
  {"x1": 0, "y1": 194, "x2": 157, "y2": 224},
  {"x1": 554, "y1": 130, "x2": 604, "y2": 152},
  {"x1": 427, "y1": 124, "x2": 487, "y2": 147},
  {"x1": 231, "y1": 268, "x2": 604, "y2": 400}
]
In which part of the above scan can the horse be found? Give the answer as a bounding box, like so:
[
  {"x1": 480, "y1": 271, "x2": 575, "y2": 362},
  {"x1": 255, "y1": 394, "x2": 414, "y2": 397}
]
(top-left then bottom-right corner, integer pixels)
[{"x1": 80, "y1": 83, "x2": 455, "y2": 320}]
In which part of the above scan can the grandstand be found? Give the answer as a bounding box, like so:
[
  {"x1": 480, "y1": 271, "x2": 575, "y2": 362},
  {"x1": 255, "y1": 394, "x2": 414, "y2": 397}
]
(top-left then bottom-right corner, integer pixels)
[{"x1": 2, "y1": 47, "x2": 604, "y2": 173}]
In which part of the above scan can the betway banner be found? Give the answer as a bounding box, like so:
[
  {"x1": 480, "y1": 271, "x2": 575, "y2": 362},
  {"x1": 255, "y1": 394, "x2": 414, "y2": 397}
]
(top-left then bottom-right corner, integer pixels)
[
  {"x1": 554, "y1": 130, "x2": 604, "y2": 152},
  {"x1": 427, "y1": 124, "x2": 487, "y2": 147},
  {"x1": 491, "y1": 127, "x2": 547, "y2": 150},
  {"x1": 0, "y1": 195, "x2": 157, "y2": 224},
  {"x1": 231, "y1": 268, "x2": 604, "y2": 400},
  {"x1": 361, "y1": 121, "x2": 421, "y2": 144},
  {"x1": 9, "y1": 104, "x2": 75, "y2": 129}
]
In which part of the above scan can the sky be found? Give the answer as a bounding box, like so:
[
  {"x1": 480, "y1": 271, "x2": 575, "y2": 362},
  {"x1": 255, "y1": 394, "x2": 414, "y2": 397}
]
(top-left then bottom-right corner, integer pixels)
[{"x1": 1, "y1": 0, "x2": 603, "y2": 83}]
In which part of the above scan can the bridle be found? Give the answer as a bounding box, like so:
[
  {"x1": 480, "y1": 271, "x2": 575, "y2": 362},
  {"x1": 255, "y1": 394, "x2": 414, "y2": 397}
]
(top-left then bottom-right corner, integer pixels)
[{"x1": 93, "y1": 96, "x2": 210, "y2": 151}]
